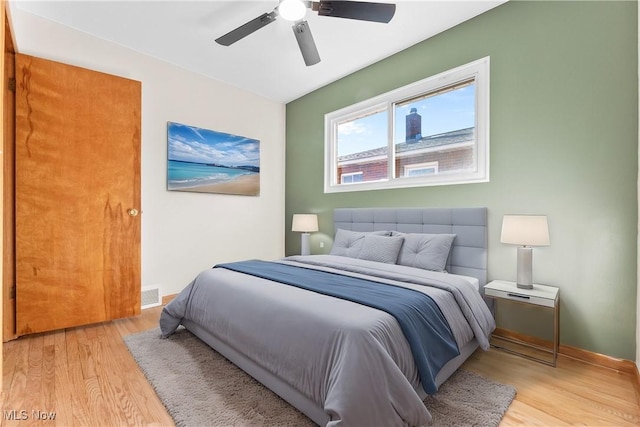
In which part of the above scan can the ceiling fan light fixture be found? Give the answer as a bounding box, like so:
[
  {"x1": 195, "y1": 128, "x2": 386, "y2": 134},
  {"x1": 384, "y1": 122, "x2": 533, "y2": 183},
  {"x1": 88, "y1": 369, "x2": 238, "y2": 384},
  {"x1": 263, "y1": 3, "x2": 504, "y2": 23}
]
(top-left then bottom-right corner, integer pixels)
[
  {"x1": 216, "y1": 1, "x2": 397, "y2": 67},
  {"x1": 279, "y1": 0, "x2": 307, "y2": 21}
]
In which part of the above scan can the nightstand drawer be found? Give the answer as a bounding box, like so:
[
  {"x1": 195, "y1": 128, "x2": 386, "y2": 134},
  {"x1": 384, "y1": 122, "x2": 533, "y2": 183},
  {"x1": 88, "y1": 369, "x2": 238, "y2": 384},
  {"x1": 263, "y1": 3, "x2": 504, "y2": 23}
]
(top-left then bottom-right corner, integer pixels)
[{"x1": 484, "y1": 287, "x2": 555, "y2": 307}]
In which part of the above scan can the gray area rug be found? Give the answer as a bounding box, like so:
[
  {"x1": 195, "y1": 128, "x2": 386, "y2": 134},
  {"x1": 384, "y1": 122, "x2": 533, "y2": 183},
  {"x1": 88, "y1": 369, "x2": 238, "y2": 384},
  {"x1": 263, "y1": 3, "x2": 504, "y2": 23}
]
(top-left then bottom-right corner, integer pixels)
[{"x1": 125, "y1": 327, "x2": 516, "y2": 427}]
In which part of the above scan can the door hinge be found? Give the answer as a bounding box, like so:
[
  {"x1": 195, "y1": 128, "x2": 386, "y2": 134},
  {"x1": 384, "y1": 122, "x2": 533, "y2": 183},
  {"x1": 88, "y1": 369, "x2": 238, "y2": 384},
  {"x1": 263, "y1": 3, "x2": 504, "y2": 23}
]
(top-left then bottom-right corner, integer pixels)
[
  {"x1": 8, "y1": 77, "x2": 15, "y2": 92},
  {"x1": 10, "y1": 285, "x2": 15, "y2": 299}
]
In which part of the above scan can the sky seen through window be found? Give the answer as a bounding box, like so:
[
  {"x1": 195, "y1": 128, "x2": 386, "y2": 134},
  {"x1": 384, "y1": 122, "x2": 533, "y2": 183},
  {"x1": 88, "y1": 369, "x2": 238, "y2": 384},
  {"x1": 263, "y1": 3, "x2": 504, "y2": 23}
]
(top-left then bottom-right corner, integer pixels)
[{"x1": 337, "y1": 84, "x2": 475, "y2": 157}]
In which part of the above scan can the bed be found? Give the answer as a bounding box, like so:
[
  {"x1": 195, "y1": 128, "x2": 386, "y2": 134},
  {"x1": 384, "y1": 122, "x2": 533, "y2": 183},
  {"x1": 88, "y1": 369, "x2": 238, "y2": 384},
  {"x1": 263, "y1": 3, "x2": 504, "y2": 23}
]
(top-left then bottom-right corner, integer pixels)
[{"x1": 160, "y1": 207, "x2": 494, "y2": 427}]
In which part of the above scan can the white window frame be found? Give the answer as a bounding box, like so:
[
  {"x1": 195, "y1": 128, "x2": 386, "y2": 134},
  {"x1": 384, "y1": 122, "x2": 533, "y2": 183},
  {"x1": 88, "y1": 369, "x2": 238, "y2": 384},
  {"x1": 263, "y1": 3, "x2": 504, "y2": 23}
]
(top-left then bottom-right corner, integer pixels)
[{"x1": 324, "y1": 57, "x2": 490, "y2": 194}]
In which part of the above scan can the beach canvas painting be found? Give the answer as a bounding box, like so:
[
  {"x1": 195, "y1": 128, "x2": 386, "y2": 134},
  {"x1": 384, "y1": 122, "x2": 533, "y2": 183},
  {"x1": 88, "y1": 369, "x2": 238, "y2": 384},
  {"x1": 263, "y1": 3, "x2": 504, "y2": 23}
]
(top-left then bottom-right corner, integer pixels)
[{"x1": 167, "y1": 122, "x2": 260, "y2": 196}]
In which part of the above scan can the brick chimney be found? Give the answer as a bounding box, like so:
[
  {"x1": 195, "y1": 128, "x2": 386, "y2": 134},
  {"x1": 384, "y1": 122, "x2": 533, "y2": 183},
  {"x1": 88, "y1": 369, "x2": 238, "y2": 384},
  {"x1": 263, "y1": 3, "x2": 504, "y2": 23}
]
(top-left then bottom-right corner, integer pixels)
[{"x1": 406, "y1": 107, "x2": 422, "y2": 142}]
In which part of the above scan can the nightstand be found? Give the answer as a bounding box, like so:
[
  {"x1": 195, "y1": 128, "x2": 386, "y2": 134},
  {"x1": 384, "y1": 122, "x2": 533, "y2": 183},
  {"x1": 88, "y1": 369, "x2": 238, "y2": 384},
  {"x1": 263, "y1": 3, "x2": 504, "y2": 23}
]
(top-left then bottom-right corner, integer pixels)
[{"x1": 484, "y1": 280, "x2": 560, "y2": 367}]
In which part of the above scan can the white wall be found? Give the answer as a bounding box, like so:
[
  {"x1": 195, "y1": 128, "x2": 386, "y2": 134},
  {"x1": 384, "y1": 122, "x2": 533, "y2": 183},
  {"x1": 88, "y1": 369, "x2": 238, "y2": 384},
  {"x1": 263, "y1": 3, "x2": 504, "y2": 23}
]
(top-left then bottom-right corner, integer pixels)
[
  {"x1": 637, "y1": 2, "x2": 640, "y2": 371},
  {"x1": 9, "y1": 8, "x2": 286, "y2": 296}
]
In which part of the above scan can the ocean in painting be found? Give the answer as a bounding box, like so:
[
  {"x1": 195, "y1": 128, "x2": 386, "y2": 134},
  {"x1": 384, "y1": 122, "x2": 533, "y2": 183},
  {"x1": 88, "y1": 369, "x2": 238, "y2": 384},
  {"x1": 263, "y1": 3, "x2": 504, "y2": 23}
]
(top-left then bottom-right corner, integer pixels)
[{"x1": 167, "y1": 160, "x2": 256, "y2": 190}]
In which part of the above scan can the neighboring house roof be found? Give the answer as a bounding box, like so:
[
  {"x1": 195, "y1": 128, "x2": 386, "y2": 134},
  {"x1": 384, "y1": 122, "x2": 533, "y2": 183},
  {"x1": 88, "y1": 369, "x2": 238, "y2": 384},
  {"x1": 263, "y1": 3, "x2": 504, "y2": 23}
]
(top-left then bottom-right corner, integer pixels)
[{"x1": 338, "y1": 127, "x2": 475, "y2": 162}]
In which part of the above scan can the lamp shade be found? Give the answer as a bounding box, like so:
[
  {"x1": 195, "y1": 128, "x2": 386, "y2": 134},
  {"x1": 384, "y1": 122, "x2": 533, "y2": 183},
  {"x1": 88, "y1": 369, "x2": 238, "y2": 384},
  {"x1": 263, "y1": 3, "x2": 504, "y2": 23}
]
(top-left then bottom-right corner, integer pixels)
[
  {"x1": 501, "y1": 215, "x2": 550, "y2": 246},
  {"x1": 292, "y1": 214, "x2": 318, "y2": 233}
]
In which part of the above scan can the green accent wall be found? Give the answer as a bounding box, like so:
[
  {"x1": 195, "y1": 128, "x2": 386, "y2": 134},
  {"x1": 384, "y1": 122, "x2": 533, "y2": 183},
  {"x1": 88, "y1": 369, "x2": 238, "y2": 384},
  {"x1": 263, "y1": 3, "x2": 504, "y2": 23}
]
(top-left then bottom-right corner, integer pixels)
[{"x1": 285, "y1": 1, "x2": 638, "y2": 360}]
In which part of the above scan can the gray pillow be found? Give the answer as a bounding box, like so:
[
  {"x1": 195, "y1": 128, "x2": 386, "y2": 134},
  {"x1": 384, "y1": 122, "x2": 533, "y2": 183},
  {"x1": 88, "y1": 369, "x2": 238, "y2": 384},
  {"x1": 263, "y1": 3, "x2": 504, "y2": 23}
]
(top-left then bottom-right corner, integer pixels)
[
  {"x1": 330, "y1": 229, "x2": 391, "y2": 258},
  {"x1": 395, "y1": 233, "x2": 456, "y2": 272},
  {"x1": 357, "y1": 235, "x2": 404, "y2": 264}
]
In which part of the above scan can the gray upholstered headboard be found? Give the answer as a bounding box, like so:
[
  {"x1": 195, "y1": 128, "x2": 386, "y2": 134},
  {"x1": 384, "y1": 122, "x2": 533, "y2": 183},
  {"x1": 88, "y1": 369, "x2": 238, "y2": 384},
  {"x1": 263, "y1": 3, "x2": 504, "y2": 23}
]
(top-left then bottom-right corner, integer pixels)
[{"x1": 333, "y1": 207, "x2": 488, "y2": 287}]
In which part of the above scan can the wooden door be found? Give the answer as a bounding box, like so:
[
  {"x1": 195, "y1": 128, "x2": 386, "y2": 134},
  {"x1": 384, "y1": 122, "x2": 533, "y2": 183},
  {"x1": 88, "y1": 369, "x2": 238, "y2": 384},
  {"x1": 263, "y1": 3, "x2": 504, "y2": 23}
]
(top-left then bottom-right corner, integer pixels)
[{"x1": 15, "y1": 54, "x2": 141, "y2": 335}]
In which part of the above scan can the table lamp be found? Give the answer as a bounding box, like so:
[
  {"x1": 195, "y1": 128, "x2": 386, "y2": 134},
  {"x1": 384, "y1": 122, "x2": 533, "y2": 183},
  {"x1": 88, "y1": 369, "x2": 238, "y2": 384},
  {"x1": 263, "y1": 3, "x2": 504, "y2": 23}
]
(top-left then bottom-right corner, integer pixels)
[
  {"x1": 500, "y1": 214, "x2": 550, "y2": 289},
  {"x1": 292, "y1": 214, "x2": 318, "y2": 256}
]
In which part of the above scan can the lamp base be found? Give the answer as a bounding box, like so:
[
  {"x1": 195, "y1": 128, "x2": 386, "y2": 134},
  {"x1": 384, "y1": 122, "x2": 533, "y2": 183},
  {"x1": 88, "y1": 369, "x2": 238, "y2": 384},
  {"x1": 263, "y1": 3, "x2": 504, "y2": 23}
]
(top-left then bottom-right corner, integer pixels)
[
  {"x1": 516, "y1": 246, "x2": 533, "y2": 289},
  {"x1": 300, "y1": 233, "x2": 311, "y2": 256}
]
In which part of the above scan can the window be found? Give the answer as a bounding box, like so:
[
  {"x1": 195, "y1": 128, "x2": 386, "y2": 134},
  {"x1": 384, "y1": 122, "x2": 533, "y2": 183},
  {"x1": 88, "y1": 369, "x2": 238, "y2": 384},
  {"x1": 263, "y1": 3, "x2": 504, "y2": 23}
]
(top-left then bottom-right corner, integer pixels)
[
  {"x1": 403, "y1": 162, "x2": 438, "y2": 177},
  {"x1": 341, "y1": 172, "x2": 364, "y2": 184},
  {"x1": 324, "y1": 57, "x2": 489, "y2": 193}
]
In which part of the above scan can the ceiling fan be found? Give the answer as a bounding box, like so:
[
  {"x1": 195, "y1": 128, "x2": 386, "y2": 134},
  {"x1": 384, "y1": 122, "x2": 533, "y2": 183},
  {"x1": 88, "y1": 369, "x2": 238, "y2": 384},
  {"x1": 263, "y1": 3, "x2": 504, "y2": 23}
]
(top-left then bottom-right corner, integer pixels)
[{"x1": 215, "y1": 1, "x2": 396, "y2": 67}]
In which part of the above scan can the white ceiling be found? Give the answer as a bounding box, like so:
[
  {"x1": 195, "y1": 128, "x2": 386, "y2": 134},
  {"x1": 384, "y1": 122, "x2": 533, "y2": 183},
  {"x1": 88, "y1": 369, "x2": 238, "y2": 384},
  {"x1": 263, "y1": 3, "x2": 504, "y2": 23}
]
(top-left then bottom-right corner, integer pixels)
[{"x1": 10, "y1": 0, "x2": 506, "y2": 103}]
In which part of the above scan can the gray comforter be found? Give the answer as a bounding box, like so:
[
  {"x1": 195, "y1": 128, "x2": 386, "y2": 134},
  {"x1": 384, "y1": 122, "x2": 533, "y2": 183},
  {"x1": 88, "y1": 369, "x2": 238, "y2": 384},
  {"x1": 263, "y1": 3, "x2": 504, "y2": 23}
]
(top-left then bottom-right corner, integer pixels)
[{"x1": 160, "y1": 255, "x2": 495, "y2": 427}]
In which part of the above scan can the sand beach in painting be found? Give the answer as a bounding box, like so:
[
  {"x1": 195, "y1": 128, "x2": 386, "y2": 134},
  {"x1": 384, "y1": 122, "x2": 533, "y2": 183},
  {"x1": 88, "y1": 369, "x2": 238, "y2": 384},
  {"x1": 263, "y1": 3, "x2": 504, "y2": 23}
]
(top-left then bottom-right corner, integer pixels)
[{"x1": 174, "y1": 172, "x2": 259, "y2": 196}]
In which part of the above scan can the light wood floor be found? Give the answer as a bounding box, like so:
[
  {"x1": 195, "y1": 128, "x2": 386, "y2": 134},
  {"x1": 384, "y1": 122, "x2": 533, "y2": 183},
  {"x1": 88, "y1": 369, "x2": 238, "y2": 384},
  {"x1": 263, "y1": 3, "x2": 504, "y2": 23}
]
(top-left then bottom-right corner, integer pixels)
[{"x1": 1, "y1": 306, "x2": 639, "y2": 426}]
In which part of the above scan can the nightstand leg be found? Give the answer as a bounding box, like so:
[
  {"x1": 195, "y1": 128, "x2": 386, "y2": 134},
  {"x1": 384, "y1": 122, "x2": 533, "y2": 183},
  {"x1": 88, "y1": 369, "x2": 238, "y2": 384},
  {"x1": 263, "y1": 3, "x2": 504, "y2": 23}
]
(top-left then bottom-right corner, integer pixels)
[{"x1": 553, "y1": 302, "x2": 559, "y2": 367}]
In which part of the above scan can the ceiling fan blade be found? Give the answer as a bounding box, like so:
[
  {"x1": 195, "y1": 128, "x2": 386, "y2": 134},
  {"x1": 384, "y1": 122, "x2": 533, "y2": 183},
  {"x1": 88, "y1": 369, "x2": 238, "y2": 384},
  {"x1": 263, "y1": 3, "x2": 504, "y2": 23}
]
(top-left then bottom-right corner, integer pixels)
[
  {"x1": 215, "y1": 11, "x2": 278, "y2": 46},
  {"x1": 312, "y1": 1, "x2": 396, "y2": 23},
  {"x1": 292, "y1": 20, "x2": 321, "y2": 66}
]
